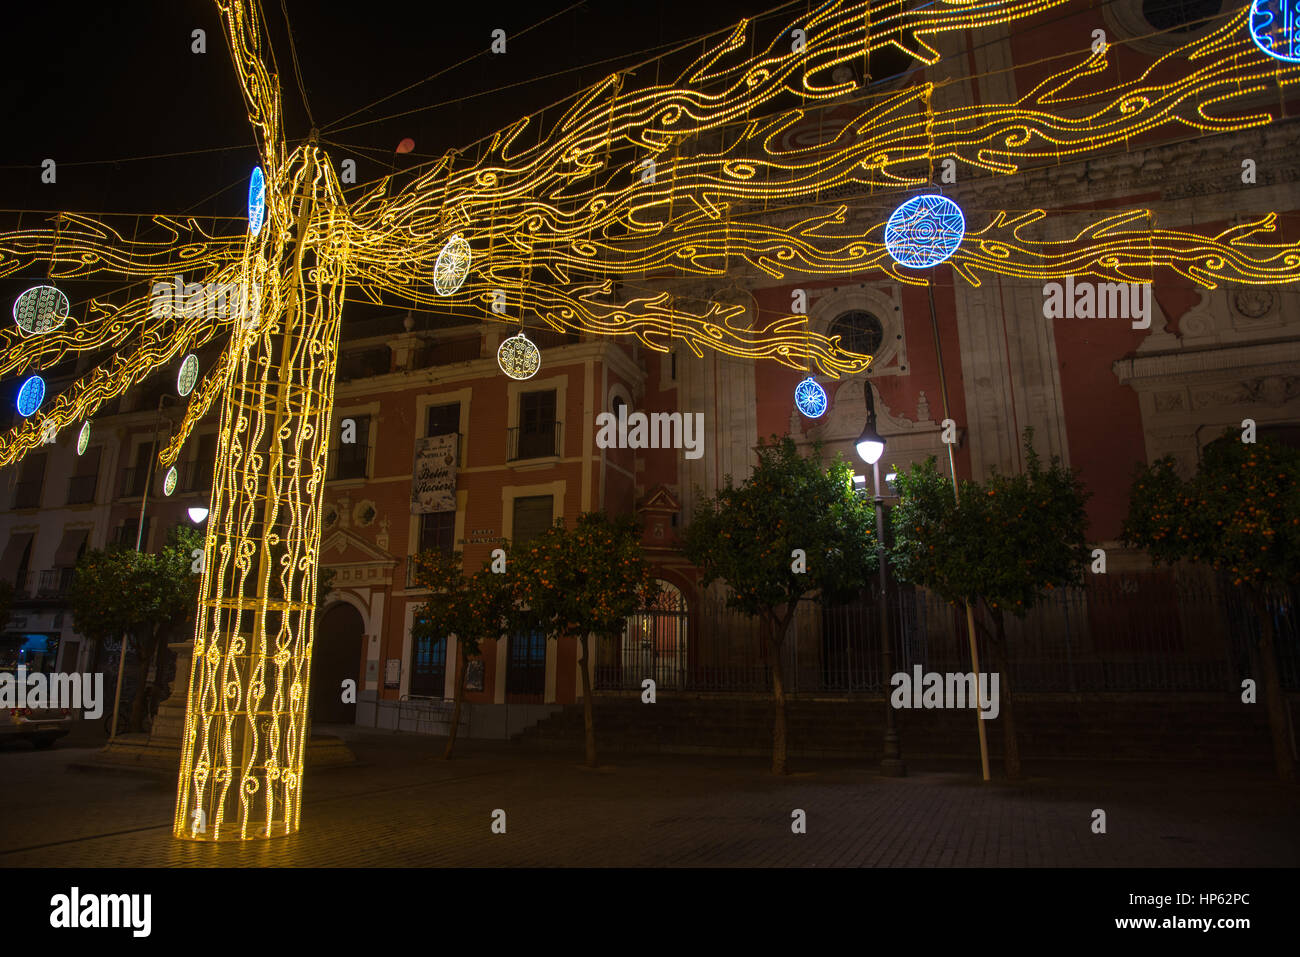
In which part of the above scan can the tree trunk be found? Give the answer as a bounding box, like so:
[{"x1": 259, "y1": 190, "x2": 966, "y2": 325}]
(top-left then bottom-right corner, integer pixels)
[
  {"x1": 767, "y1": 615, "x2": 789, "y2": 776},
  {"x1": 1250, "y1": 592, "x2": 1296, "y2": 783},
  {"x1": 128, "y1": 632, "x2": 154, "y2": 733},
  {"x1": 578, "y1": 632, "x2": 597, "y2": 768},
  {"x1": 987, "y1": 607, "x2": 1022, "y2": 780},
  {"x1": 443, "y1": 648, "x2": 469, "y2": 760}
]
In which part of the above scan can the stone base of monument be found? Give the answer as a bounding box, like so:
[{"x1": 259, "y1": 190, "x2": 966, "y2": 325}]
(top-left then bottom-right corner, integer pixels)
[{"x1": 71, "y1": 640, "x2": 357, "y2": 777}]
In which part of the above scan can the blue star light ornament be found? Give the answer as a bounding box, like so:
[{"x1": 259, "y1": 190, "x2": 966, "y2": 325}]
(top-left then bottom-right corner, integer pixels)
[
  {"x1": 794, "y1": 376, "x2": 828, "y2": 418},
  {"x1": 1250, "y1": 0, "x2": 1300, "y2": 62},
  {"x1": 884, "y1": 194, "x2": 966, "y2": 268}
]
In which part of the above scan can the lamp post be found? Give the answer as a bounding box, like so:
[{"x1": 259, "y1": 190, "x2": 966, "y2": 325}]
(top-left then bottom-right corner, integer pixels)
[
  {"x1": 856, "y1": 384, "x2": 905, "y2": 777},
  {"x1": 107, "y1": 393, "x2": 172, "y2": 744}
]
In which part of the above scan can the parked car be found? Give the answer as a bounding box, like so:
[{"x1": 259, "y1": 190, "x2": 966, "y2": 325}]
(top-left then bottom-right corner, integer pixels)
[{"x1": 3, "y1": 706, "x2": 73, "y2": 748}]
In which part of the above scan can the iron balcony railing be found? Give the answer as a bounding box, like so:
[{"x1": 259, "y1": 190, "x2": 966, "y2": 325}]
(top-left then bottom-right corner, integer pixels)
[
  {"x1": 36, "y1": 568, "x2": 76, "y2": 598},
  {"x1": 11, "y1": 480, "x2": 41, "y2": 509},
  {"x1": 66, "y1": 474, "x2": 98, "y2": 505},
  {"x1": 119, "y1": 467, "x2": 148, "y2": 499},
  {"x1": 507, "y1": 422, "x2": 562, "y2": 461}
]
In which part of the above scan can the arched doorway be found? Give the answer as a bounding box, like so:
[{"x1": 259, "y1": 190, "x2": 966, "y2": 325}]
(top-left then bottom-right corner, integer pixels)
[
  {"x1": 311, "y1": 602, "x2": 364, "y2": 725},
  {"x1": 621, "y1": 580, "x2": 688, "y2": 690}
]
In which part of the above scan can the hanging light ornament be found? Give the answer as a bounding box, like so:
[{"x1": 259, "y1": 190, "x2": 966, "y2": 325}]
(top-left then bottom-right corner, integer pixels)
[
  {"x1": 76, "y1": 421, "x2": 91, "y2": 456},
  {"x1": 794, "y1": 376, "x2": 828, "y2": 418},
  {"x1": 177, "y1": 353, "x2": 199, "y2": 397},
  {"x1": 884, "y1": 194, "x2": 965, "y2": 268},
  {"x1": 497, "y1": 331, "x2": 541, "y2": 380},
  {"x1": 1249, "y1": 0, "x2": 1300, "y2": 61},
  {"x1": 433, "y1": 234, "x2": 472, "y2": 295},
  {"x1": 248, "y1": 166, "x2": 266, "y2": 237},
  {"x1": 16, "y1": 376, "x2": 45, "y2": 417},
  {"x1": 164, "y1": 466, "x2": 179, "y2": 497},
  {"x1": 12, "y1": 284, "x2": 70, "y2": 335}
]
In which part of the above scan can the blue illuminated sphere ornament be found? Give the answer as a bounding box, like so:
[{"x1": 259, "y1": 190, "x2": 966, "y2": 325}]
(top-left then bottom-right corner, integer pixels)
[
  {"x1": 17, "y1": 375, "x2": 45, "y2": 417},
  {"x1": 884, "y1": 194, "x2": 965, "y2": 268},
  {"x1": 1250, "y1": 0, "x2": 1300, "y2": 62},
  {"x1": 794, "y1": 377, "x2": 828, "y2": 418},
  {"x1": 248, "y1": 166, "x2": 266, "y2": 237}
]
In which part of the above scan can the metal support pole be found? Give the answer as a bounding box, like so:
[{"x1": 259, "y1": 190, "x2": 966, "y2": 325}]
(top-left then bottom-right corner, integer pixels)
[
  {"x1": 927, "y1": 281, "x2": 991, "y2": 782},
  {"x1": 876, "y1": 459, "x2": 905, "y2": 776},
  {"x1": 109, "y1": 394, "x2": 167, "y2": 744}
]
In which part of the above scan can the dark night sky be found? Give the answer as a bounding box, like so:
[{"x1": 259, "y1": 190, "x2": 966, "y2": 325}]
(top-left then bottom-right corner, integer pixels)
[{"x1": 0, "y1": 0, "x2": 778, "y2": 217}]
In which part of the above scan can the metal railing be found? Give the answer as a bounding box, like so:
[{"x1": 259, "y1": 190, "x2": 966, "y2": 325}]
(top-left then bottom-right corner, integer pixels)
[
  {"x1": 507, "y1": 422, "x2": 562, "y2": 461},
  {"x1": 119, "y1": 467, "x2": 148, "y2": 499},
  {"x1": 180, "y1": 460, "x2": 212, "y2": 493},
  {"x1": 595, "y1": 570, "x2": 1300, "y2": 695},
  {"x1": 36, "y1": 568, "x2": 76, "y2": 598},
  {"x1": 66, "y1": 474, "x2": 98, "y2": 505}
]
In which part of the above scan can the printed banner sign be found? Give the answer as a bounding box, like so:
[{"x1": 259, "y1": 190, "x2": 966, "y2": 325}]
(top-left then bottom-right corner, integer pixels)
[{"x1": 411, "y1": 432, "x2": 457, "y2": 513}]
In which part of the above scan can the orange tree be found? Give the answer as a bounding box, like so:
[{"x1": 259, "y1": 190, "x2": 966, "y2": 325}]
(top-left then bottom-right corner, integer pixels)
[
  {"x1": 683, "y1": 436, "x2": 877, "y2": 775},
  {"x1": 1123, "y1": 431, "x2": 1300, "y2": 782},
  {"x1": 409, "y1": 548, "x2": 516, "y2": 759},
  {"x1": 512, "y1": 512, "x2": 655, "y2": 768},
  {"x1": 68, "y1": 523, "x2": 202, "y2": 730},
  {"x1": 890, "y1": 431, "x2": 1090, "y2": 779}
]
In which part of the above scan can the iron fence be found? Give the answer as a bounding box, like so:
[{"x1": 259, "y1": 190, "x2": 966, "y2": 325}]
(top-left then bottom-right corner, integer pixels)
[{"x1": 595, "y1": 569, "x2": 1300, "y2": 695}]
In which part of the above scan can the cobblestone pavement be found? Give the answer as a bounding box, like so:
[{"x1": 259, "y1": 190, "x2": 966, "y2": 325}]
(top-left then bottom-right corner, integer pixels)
[{"x1": 1, "y1": 726, "x2": 1297, "y2": 867}]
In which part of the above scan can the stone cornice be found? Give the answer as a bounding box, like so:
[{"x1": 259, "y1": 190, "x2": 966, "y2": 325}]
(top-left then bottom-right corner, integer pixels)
[{"x1": 1113, "y1": 338, "x2": 1300, "y2": 386}]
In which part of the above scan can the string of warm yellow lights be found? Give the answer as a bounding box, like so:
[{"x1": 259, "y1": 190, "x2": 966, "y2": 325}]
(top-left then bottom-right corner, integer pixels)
[{"x1": 0, "y1": 0, "x2": 1296, "y2": 841}]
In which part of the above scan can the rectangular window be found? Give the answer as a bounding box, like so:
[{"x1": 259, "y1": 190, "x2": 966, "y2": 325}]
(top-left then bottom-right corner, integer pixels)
[
  {"x1": 0, "y1": 532, "x2": 34, "y2": 590},
  {"x1": 66, "y1": 446, "x2": 101, "y2": 505},
  {"x1": 409, "y1": 634, "x2": 446, "y2": 698},
  {"x1": 516, "y1": 389, "x2": 557, "y2": 459},
  {"x1": 418, "y1": 511, "x2": 456, "y2": 557},
  {"x1": 506, "y1": 630, "x2": 546, "y2": 696},
  {"x1": 426, "y1": 402, "x2": 460, "y2": 438},
  {"x1": 511, "y1": 495, "x2": 554, "y2": 547},
  {"x1": 331, "y1": 414, "x2": 370, "y2": 480},
  {"x1": 189, "y1": 432, "x2": 217, "y2": 492},
  {"x1": 13, "y1": 453, "x2": 46, "y2": 509}
]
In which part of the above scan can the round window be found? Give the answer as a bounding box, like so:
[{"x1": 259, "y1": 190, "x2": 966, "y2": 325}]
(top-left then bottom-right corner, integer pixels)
[{"x1": 830, "y1": 311, "x2": 884, "y2": 358}]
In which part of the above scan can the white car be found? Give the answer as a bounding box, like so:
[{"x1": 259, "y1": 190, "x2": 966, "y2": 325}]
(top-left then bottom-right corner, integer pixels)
[{"x1": 3, "y1": 706, "x2": 72, "y2": 748}]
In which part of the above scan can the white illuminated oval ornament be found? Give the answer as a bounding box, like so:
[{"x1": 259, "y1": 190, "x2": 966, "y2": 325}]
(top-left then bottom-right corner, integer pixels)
[
  {"x1": 164, "y1": 466, "x2": 178, "y2": 497},
  {"x1": 433, "y1": 234, "x2": 472, "y2": 296},
  {"x1": 13, "y1": 285, "x2": 70, "y2": 335},
  {"x1": 77, "y1": 421, "x2": 91, "y2": 456},
  {"x1": 497, "y1": 331, "x2": 541, "y2": 380}
]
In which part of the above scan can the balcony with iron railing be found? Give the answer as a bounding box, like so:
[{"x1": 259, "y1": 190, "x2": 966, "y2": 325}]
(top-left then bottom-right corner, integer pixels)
[
  {"x1": 36, "y1": 567, "x2": 76, "y2": 598},
  {"x1": 119, "y1": 466, "x2": 149, "y2": 500},
  {"x1": 507, "y1": 422, "x2": 562, "y2": 462},
  {"x1": 179, "y1": 459, "x2": 213, "y2": 494},
  {"x1": 66, "y1": 474, "x2": 98, "y2": 505}
]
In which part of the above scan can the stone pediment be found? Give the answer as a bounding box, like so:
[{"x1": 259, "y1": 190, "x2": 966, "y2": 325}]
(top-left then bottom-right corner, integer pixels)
[
  {"x1": 637, "y1": 486, "x2": 680, "y2": 514},
  {"x1": 808, "y1": 380, "x2": 937, "y2": 443},
  {"x1": 318, "y1": 530, "x2": 395, "y2": 566}
]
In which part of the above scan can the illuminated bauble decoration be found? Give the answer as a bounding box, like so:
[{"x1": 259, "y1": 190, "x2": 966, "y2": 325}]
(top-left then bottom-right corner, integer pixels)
[
  {"x1": 884, "y1": 194, "x2": 965, "y2": 268},
  {"x1": 794, "y1": 377, "x2": 828, "y2": 418},
  {"x1": 497, "y1": 331, "x2": 541, "y2": 380},
  {"x1": 1250, "y1": 0, "x2": 1300, "y2": 61},
  {"x1": 248, "y1": 166, "x2": 266, "y2": 237},
  {"x1": 177, "y1": 353, "x2": 199, "y2": 397},
  {"x1": 13, "y1": 284, "x2": 70, "y2": 334},
  {"x1": 433, "y1": 234, "x2": 472, "y2": 296},
  {"x1": 164, "y1": 466, "x2": 178, "y2": 497},
  {"x1": 77, "y1": 421, "x2": 90, "y2": 456},
  {"x1": 16, "y1": 375, "x2": 45, "y2": 417}
]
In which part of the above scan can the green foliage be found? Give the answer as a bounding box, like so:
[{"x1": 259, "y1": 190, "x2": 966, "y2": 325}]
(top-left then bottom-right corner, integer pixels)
[
  {"x1": 69, "y1": 523, "x2": 203, "y2": 649},
  {"x1": 513, "y1": 512, "x2": 656, "y2": 641},
  {"x1": 890, "y1": 431, "x2": 1090, "y2": 617},
  {"x1": 409, "y1": 549, "x2": 515, "y2": 658},
  {"x1": 683, "y1": 435, "x2": 877, "y2": 624},
  {"x1": 1122, "y1": 431, "x2": 1300, "y2": 592}
]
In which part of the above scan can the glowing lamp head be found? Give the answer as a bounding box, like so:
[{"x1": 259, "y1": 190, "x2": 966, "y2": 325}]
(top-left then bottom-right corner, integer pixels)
[
  {"x1": 856, "y1": 383, "x2": 886, "y2": 465},
  {"x1": 188, "y1": 507, "x2": 210, "y2": 524}
]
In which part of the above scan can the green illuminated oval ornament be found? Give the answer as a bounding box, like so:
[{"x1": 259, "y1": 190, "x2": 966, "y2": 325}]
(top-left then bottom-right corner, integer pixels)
[
  {"x1": 177, "y1": 353, "x2": 199, "y2": 397},
  {"x1": 13, "y1": 285, "x2": 69, "y2": 334},
  {"x1": 77, "y1": 421, "x2": 90, "y2": 456},
  {"x1": 164, "y1": 466, "x2": 178, "y2": 497}
]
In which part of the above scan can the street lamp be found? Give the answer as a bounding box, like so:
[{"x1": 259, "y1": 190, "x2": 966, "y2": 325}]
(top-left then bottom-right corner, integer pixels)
[
  {"x1": 857, "y1": 384, "x2": 905, "y2": 777},
  {"x1": 187, "y1": 506, "x2": 210, "y2": 524}
]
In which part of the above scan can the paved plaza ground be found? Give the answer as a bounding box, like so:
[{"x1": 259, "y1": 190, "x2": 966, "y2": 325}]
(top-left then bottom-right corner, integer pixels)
[{"x1": 1, "y1": 722, "x2": 1297, "y2": 867}]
